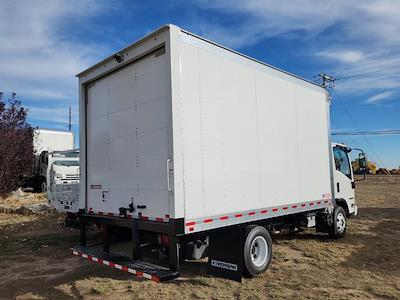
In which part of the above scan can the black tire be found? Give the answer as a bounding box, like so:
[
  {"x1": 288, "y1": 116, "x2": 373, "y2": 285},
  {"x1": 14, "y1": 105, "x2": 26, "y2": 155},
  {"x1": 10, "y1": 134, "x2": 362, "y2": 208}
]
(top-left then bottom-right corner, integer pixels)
[
  {"x1": 32, "y1": 177, "x2": 42, "y2": 192},
  {"x1": 243, "y1": 225, "x2": 273, "y2": 277},
  {"x1": 329, "y1": 206, "x2": 347, "y2": 239}
]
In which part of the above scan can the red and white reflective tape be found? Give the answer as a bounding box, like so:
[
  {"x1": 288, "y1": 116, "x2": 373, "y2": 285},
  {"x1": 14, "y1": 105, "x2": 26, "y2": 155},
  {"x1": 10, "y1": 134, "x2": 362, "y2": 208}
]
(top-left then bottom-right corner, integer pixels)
[
  {"x1": 184, "y1": 198, "x2": 332, "y2": 234},
  {"x1": 87, "y1": 209, "x2": 170, "y2": 223},
  {"x1": 72, "y1": 249, "x2": 160, "y2": 282}
]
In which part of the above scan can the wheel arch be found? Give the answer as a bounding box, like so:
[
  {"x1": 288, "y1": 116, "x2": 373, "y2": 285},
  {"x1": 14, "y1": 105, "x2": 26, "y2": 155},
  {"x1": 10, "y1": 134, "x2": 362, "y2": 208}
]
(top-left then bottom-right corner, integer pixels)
[{"x1": 335, "y1": 198, "x2": 350, "y2": 216}]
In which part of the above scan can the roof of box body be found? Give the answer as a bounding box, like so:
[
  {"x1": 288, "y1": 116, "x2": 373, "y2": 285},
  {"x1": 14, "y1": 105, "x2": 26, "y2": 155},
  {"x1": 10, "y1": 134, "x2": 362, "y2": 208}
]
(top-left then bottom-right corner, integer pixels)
[
  {"x1": 35, "y1": 128, "x2": 73, "y2": 134},
  {"x1": 76, "y1": 25, "x2": 170, "y2": 77},
  {"x1": 77, "y1": 24, "x2": 325, "y2": 93}
]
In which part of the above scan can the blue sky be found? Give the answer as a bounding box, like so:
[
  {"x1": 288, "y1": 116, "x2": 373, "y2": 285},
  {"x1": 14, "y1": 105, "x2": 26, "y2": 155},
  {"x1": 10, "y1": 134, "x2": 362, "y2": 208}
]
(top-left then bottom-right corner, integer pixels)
[{"x1": 0, "y1": 0, "x2": 399, "y2": 168}]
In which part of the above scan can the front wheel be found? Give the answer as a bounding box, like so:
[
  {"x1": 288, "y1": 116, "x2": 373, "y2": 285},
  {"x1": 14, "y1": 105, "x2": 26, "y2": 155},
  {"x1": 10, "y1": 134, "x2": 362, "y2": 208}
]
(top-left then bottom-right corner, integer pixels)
[
  {"x1": 243, "y1": 225, "x2": 273, "y2": 277},
  {"x1": 329, "y1": 206, "x2": 347, "y2": 239}
]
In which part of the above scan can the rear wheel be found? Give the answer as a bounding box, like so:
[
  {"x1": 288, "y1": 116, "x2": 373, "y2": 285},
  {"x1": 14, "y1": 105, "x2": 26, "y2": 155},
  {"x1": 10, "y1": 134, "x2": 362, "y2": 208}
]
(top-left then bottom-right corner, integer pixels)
[
  {"x1": 32, "y1": 177, "x2": 42, "y2": 192},
  {"x1": 243, "y1": 225, "x2": 272, "y2": 277},
  {"x1": 329, "y1": 206, "x2": 347, "y2": 239}
]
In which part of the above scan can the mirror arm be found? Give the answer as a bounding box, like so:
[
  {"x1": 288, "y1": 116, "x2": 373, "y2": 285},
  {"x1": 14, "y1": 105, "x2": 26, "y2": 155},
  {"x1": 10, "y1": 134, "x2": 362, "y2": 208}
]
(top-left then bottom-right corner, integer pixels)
[{"x1": 355, "y1": 172, "x2": 366, "y2": 182}]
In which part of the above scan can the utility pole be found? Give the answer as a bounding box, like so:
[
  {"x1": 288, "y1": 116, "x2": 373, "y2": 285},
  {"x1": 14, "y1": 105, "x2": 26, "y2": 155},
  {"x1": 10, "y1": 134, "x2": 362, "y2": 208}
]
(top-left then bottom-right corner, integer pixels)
[
  {"x1": 68, "y1": 106, "x2": 72, "y2": 132},
  {"x1": 318, "y1": 73, "x2": 336, "y2": 89}
]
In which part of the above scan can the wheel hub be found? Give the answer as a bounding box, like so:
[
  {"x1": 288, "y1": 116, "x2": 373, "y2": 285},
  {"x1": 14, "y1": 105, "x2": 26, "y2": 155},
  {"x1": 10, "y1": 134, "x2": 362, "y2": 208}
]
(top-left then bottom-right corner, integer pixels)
[
  {"x1": 336, "y1": 212, "x2": 346, "y2": 233},
  {"x1": 250, "y1": 236, "x2": 268, "y2": 267}
]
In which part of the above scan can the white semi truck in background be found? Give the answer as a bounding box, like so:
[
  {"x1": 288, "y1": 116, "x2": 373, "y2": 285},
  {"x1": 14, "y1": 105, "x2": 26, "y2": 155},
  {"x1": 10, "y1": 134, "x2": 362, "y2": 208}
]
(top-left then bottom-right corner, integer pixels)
[{"x1": 72, "y1": 25, "x2": 366, "y2": 282}]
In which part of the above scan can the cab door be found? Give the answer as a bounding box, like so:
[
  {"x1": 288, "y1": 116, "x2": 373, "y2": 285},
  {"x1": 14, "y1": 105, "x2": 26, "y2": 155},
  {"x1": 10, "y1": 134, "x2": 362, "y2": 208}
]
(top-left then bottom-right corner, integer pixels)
[{"x1": 332, "y1": 146, "x2": 356, "y2": 215}]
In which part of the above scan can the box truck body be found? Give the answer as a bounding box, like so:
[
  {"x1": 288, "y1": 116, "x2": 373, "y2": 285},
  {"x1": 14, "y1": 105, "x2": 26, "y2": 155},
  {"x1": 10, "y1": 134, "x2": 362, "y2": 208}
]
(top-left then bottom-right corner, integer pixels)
[
  {"x1": 79, "y1": 25, "x2": 332, "y2": 229},
  {"x1": 74, "y1": 25, "x2": 362, "y2": 282},
  {"x1": 33, "y1": 128, "x2": 74, "y2": 154}
]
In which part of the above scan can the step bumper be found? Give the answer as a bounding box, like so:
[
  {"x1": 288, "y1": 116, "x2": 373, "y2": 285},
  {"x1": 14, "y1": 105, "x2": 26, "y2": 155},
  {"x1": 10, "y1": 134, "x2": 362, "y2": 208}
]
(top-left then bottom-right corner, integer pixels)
[{"x1": 71, "y1": 245, "x2": 180, "y2": 282}]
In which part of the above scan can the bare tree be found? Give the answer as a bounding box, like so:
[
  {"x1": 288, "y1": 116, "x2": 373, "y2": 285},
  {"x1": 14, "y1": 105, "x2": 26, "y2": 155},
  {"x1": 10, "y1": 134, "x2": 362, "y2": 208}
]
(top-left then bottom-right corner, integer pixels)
[{"x1": 0, "y1": 92, "x2": 34, "y2": 196}]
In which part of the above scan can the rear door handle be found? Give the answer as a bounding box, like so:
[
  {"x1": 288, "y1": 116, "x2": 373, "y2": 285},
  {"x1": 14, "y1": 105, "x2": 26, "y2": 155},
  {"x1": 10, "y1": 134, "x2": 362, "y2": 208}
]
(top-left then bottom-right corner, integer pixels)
[
  {"x1": 167, "y1": 159, "x2": 172, "y2": 192},
  {"x1": 337, "y1": 182, "x2": 340, "y2": 193}
]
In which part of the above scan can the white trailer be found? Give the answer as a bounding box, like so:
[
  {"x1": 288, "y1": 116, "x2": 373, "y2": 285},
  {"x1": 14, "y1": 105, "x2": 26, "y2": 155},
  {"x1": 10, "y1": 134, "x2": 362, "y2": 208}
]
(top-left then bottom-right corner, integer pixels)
[{"x1": 73, "y1": 24, "x2": 366, "y2": 282}]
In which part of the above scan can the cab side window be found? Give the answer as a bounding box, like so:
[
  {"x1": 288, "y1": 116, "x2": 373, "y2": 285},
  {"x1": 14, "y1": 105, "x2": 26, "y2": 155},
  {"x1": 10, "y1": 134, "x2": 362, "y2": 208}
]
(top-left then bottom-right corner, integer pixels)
[{"x1": 333, "y1": 147, "x2": 351, "y2": 179}]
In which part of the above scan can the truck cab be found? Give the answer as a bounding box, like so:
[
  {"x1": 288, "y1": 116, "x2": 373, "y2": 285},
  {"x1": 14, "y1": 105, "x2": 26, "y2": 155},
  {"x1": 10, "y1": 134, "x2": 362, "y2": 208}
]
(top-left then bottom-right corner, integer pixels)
[
  {"x1": 332, "y1": 143, "x2": 366, "y2": 217},
  {"x1": 48, "y1": 159, "x2": 80, "y2": 187},
  {"x1": 37, "y1": 150, "x2": 80, "y2": 191},
  {"x1": 46, "y1": 150, "x2": 80, "y2": 213}
]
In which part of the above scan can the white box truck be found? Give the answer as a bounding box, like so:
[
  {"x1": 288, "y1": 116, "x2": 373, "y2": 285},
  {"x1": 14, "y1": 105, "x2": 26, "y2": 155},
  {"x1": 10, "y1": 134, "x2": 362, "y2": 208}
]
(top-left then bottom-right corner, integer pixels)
[
  {"x1": 72, "y1": 24, "x2": 366, "y2": 282},
  {"x1": 46, "y1": 149, "x2": 80, "y2": 214},
  {"x1": 31, "y1": 128, "x2": 75, "y2": 192},
  {"x1": 33, "y1": 128, "x2": 74, "y2": 154}
]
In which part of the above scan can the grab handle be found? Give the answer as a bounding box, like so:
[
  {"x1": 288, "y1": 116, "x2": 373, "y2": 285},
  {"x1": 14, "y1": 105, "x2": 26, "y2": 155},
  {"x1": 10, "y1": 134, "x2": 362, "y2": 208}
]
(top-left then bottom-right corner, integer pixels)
[{"x1": 167, "y1": 159, "x2": 172, "y2": 192}]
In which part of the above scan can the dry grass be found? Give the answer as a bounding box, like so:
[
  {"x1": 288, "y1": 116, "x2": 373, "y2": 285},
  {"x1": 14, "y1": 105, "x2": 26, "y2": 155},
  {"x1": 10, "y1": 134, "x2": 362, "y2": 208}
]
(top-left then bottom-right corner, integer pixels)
[
  {"x1": 0, "y1": 176, "x2": 399, "y2": 299},
  {"x1": 0, "y1": 192, "x2": 47, "y2": 209}
]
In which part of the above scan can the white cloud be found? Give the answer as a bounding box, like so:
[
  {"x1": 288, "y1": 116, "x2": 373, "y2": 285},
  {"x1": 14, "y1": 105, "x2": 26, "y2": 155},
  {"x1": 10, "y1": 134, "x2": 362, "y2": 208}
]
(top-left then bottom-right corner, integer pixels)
[
  {"x1": 367, "y1": 91, "x2": 395, "y2": 103},
  {"x1": 192, "y1": 0, "x2": 351, "y2": 48},
  {"x1": 0, "y1": 0, "x2": 110, "y2": 103},
  {"x1": 188, "y1": 0, "x2": 400, "y2": 95},
  {"x1": 333, "y1": 55, "x2": 400, "y2": 93},
  {"x1": 317, "y1": 50, "x2": 365, "y2": 64},
  {"x1": 193, "y1": 0, "x2": 400, "y2": 48}
]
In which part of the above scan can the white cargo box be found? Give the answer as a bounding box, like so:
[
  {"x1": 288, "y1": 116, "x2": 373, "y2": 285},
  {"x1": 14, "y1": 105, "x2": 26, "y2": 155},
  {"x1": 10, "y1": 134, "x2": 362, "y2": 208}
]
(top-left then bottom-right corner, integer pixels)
[
  {"x1": 34, "y1": 128, "x2": 74, "y2": 153},
  {"x1": 78, "y1": 25, "x2": 332, "y2": 234}
]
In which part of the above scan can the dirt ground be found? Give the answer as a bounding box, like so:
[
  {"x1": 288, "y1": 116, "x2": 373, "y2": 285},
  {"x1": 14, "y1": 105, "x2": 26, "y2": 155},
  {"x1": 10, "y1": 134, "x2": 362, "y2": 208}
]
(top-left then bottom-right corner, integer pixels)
[{"x1": 0, "y1": 176, "x2": 399, "y2": 300}]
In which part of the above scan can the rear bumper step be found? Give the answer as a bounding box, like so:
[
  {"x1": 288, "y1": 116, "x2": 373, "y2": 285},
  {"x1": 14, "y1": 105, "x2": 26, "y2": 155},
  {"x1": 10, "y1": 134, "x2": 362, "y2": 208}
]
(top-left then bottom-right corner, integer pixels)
[{"x1": 71, "y1": 245, "x2": 180, "y2": 282}]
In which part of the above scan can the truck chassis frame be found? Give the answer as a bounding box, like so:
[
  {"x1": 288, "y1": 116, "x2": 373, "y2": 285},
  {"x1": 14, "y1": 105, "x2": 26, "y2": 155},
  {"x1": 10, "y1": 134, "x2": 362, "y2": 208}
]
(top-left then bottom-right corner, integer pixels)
[{"x1": 73, "y1": 205, "x2": 331, "y2": 282}]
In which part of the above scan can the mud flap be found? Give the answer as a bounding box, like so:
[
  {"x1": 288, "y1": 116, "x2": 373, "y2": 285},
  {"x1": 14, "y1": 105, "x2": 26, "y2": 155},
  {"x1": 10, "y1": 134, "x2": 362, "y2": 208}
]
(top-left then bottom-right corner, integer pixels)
[{"x1": 207, "y1": 226, "x2": 243, "y2": 282}]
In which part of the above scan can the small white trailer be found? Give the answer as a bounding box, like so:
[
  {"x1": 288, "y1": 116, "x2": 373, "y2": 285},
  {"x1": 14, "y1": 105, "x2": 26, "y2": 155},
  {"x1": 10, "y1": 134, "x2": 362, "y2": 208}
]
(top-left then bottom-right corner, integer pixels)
[{"x1": 72, "y1": 24, "x2": 366, "y2": 282}]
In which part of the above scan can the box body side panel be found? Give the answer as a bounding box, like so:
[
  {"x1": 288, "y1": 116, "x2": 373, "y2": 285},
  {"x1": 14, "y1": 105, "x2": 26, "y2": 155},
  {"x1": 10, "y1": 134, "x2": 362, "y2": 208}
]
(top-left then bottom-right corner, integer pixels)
[{"x1": 178, "y1": 32, "x2": 331, "y2": 222}]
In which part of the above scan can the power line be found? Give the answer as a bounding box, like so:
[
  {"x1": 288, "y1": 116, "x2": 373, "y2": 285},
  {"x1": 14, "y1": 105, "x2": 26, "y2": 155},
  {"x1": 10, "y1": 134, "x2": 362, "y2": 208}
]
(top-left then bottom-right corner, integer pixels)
[
  {"x1": 317, "y1": 73, "x2": 394, "y2": 168},
  {"x1": 339, "y1": 62, "x2": 400, "y2": 78},
  {"x1": 331, "y1": 119, "x2": 364, "y2": 150},
  {"x1": 338, "y1": 71, "x2": 400, "y2": 81},
  {"x1": 332, "y1": 129, "x2": 400, "y2": 136},
  {"x1": 336, "y1": 54, "x2": 400, "y2": 75},
  {"x1": 338, "y1": 62, "x2": 400, "y2": 79},
  {"x1": 333, "y1": 54, "x2": 400, "y2": 82},
  {"x1": 330, "y1": 89, "x2": 388, "y2": 169},
  {"x1": 331, "y1": 99, "x2": 400, "y2": 111}
]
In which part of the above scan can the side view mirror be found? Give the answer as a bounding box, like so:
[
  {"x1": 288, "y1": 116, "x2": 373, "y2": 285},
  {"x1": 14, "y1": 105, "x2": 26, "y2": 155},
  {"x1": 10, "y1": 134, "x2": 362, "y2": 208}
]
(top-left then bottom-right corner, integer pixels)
[
  {"x1": 358, "y1": 153, "x2": 367, "y2": 171},
  {"x1": 354, "y1": 149, "x2": 367, "y2": 181}
]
